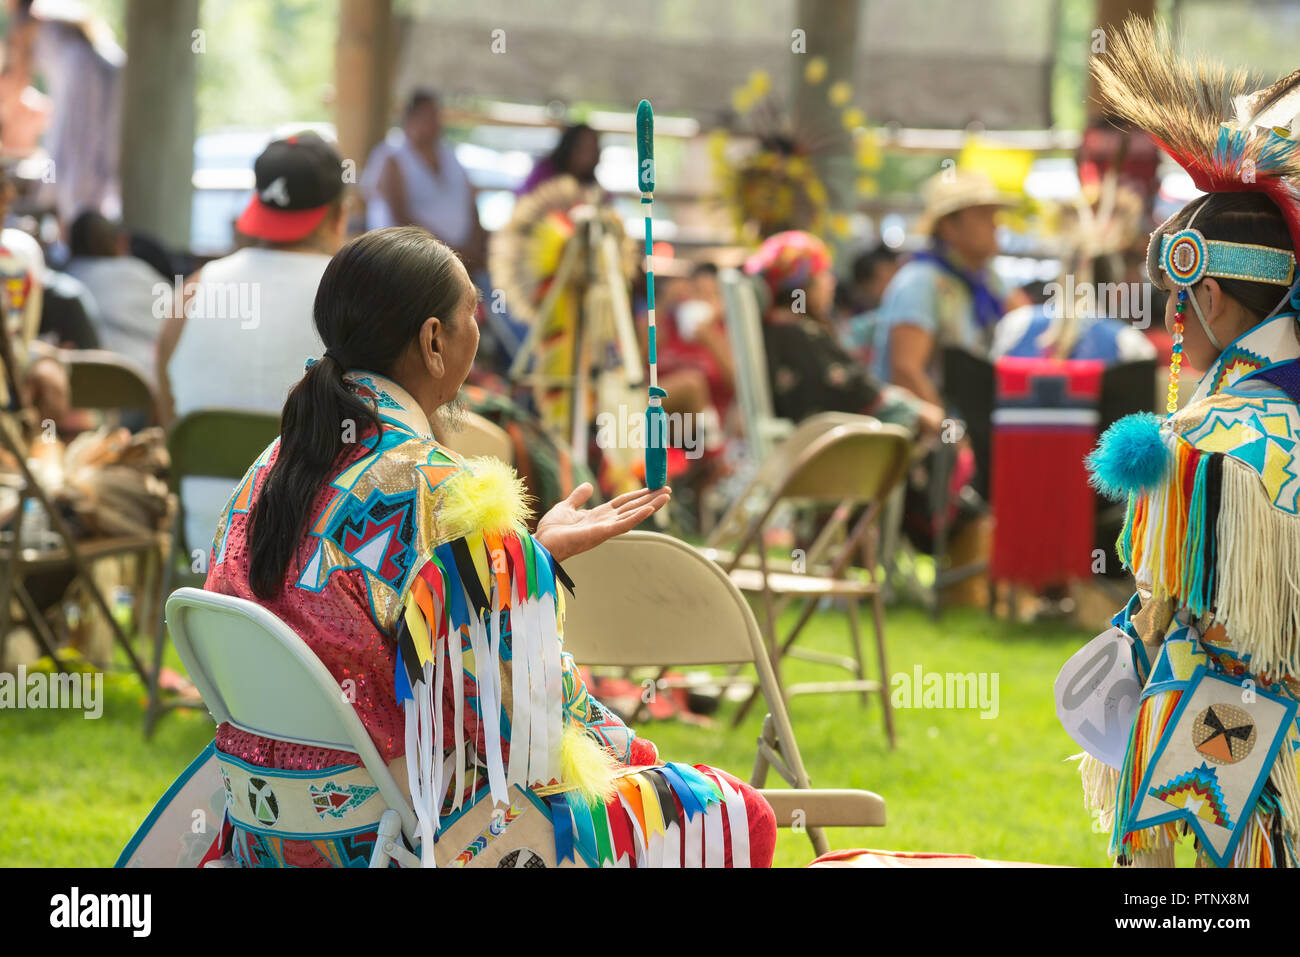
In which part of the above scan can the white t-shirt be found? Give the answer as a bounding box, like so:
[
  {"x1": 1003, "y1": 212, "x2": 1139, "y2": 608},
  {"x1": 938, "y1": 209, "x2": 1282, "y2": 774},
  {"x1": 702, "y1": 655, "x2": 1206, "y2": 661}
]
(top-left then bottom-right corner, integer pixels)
[
  {"x1": 167, "y1": 246, "x2": 329, "y2": 552},
  {"x1": 65, "y1": 255, "x2": 164, "y2": 383},
  {"x1": 361, "y1": 131, "x2": 473, "y2": 249}
]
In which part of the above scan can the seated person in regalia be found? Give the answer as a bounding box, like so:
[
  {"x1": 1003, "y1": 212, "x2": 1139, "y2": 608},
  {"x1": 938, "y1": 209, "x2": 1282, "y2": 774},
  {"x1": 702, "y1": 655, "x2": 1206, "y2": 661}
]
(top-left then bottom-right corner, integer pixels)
[{"x1": 136, "y1": 226, "x2": 777, "y2": 868}]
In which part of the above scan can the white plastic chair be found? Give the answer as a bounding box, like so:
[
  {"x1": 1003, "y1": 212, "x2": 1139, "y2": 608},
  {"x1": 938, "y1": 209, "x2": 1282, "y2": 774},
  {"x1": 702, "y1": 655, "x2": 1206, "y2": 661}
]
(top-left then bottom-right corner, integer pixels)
[
  {"x1": 164, "y1": 587, "x2": 422, "y2": 868},
  {"x1": 718, "y1": 267, "x2": 793, "y2": 463}
]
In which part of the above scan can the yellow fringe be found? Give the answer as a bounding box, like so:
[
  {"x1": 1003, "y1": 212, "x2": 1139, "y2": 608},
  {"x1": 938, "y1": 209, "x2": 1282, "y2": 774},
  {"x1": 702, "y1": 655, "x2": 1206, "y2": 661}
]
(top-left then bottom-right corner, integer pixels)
[
  {"x1": 438, "y1": 456, "x2": 534, "y2": 539},
  {"x1": 1118, "y1": 691, "x2": 1182, "y2": 857}
]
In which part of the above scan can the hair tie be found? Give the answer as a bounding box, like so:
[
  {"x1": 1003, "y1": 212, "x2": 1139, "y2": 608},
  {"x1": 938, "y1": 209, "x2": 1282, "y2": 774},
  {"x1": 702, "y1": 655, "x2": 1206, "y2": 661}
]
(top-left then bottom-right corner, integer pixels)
[{"x1": 305, "y1": 350, "x2": 346, "y2": 372}]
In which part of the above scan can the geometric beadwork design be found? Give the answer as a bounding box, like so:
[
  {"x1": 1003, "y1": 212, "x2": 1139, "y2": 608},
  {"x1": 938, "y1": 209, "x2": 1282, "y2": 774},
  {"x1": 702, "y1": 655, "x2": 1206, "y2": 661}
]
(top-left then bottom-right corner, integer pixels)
[
  {"x1": 1192, "y1": 703, "x2": 1256, "y2": 765},
  {"x1": 1150, "y1": 762, "x2": 1233, "y2": 830},
  {"x1": 452, "y1": 802, "x2": 525, "y2": 867},
  {"x1": 247, "y1": 777, "x2": 280, "y2": 826},
  {"x1": 309, "y1": 780, "x2": 380, "y2": 820},
  {"x1": 1163, "y1": 229, "x2": 1208, "y2": 285}
]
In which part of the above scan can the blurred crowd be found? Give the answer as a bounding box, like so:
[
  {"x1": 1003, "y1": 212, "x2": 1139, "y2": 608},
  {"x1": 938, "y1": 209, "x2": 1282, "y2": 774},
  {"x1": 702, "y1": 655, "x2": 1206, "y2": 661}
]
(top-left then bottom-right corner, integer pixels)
[{"x1": 0, "y1": 2, "x2": 1177, "y2": 627}]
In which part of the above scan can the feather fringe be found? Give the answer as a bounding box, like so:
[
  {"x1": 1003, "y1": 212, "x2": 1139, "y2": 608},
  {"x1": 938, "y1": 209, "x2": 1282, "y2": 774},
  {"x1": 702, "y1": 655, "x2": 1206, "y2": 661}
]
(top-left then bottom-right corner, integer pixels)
[{"x1": 533, "y1": 722, "x2": 620, "y2": 805}]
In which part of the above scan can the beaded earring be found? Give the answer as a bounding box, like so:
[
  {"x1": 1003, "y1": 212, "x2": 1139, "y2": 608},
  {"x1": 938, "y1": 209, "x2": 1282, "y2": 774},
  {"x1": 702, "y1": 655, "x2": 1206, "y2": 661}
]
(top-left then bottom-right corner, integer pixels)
[{"x1": 1167, "y1": 289, "x2": 1187, "y2": 416}]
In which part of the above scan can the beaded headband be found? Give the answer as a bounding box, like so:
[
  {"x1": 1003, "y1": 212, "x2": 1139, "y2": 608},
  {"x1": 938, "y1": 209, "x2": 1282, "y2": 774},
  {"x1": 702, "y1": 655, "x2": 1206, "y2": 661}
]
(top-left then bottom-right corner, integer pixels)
[{"x1": 1148, "y1": 228, "x2": 1297, "y2": 290}]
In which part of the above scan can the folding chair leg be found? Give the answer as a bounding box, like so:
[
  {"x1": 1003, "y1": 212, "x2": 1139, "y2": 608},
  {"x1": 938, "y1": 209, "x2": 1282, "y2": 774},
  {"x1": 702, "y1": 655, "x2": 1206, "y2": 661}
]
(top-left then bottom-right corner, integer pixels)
[
  {"x1": 750, "y1": 715, "x2": 831, "y2": 858},
  {"x1": 371, "y1": 809, "x2": 421, "y2": 868},
  {"x1": 845, "y1": 599, "x2": 869, "y2": 706},
  {"x1": 731, "y1": 592, "x2": 788, "y2": 729},
  {"x1": 144, "y1": 545, "x2": 176, "y2": 739},
  {"x1": 14, "y1": 582, "x2": 71, "y2": 674},
  {"x1": 870, "y1": 590, "x2": 896, "y2": 749}
]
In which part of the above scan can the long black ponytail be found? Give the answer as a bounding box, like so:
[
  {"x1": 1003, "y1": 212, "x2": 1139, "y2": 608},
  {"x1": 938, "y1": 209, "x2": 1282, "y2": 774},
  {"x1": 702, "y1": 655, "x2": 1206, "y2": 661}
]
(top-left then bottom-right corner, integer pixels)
[{"x1": 247, "y1": 226, "x2": 468, "y2": 599}]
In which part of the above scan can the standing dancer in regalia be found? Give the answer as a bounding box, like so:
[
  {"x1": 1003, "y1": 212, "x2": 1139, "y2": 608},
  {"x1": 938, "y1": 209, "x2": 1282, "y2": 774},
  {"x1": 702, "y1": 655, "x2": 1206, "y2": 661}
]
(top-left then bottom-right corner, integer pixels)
[{"x1": 1065, "y1": 18, "x2": 1300, "y2": 867}]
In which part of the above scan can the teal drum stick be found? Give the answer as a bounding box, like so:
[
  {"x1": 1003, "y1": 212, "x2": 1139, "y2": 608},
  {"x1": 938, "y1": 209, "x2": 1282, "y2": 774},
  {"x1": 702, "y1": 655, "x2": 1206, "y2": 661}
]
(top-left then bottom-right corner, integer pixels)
[{"x1": 637, "y1": 98, "x2": 668, "y2": 489}]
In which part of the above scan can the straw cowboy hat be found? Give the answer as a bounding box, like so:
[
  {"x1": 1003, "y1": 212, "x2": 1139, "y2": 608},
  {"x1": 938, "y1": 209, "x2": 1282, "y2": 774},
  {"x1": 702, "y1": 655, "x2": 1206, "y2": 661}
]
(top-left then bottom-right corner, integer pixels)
[{"x1": 916, "y1": 168, "x2": 1014, "y2": 235}]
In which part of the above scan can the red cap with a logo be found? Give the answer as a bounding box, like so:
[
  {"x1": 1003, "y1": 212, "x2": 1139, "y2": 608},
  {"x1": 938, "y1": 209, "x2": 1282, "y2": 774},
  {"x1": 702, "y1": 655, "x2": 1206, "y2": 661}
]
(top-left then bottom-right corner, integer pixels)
[{"x1": 236, "y1": 132, "x2": 344, "y2": 243}]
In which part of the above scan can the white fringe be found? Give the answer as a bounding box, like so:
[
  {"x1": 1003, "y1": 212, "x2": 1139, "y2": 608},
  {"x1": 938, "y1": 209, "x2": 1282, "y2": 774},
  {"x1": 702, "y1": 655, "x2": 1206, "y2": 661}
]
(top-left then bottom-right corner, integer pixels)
[
  {"x1": 1268, "y1": 724, "x2": 1300, "y2": 850},
  {"x1": 1214, "y1": 458, "x2": 1300, "y2": 679},
  {"x1": 1073, "y1": 752, "x2": 1119, "y2": 833}
]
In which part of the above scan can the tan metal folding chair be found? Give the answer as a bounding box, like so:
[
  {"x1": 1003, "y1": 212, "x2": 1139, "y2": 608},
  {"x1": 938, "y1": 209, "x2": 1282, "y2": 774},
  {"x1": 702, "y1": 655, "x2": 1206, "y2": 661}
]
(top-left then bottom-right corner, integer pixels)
[
  {"x1": 440, "y1": 410, "x2": 513, "y2": 463},
  {"x1": 708, "y1": 421, "x2": 912, "y2": 746},
  {"x1": 560, "y1": 530, "x2": 886, "y2": 858},
  {"x1": 703, "y1": 411, "x2": 870, "y2": 563},
  {"x1": 0, "y1": 350, "x2": 165, "y2": 688},
  {"x1": 145, "y1": 409, "x2": 280, "y2": 737},
  {"x1": 64, "y1": 348, "x2": 158, "y2": 428},
  {"x1": 717, "y1": 268, "x2": 793, "y2": 465}
]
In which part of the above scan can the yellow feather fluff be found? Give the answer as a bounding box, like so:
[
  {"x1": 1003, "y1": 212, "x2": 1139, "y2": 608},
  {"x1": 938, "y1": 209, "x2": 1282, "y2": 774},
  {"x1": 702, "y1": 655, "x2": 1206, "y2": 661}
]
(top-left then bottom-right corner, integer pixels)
[
  {"x1": 534, "y1": 722, "x2": 620, "y2": 806},
  {"x1": 438, "y1": 456, "x2": 533, "y2": 539}
]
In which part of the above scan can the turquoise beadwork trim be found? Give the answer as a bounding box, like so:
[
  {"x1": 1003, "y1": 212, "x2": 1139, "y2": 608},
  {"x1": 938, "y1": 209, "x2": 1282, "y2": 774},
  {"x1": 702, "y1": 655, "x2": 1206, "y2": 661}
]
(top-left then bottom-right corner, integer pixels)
[{"x1": 1160, "y1": 231, "x2": 1296, "y2": 286}]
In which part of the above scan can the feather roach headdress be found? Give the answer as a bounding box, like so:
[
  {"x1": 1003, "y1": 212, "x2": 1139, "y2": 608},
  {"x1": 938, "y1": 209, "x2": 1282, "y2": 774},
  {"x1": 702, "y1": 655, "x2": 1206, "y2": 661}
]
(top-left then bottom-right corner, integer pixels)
[
  {"x1": 1093, "y1": 17, "x2": 1300, "y2": 253},
  {"x1": 1094, "y1": 17, "x2": 1300, "y2": 413}
]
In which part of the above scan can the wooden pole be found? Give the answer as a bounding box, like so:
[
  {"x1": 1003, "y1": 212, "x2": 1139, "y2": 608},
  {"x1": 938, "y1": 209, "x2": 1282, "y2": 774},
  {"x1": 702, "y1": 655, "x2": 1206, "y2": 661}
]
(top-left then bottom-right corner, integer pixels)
[
  {"x1": 120, "y1": 0, "x2": 199, "y2": 251},
  {"x1": 335, "y1": 0, "x2": 395, "y2": 190},
  {"x1": 791, "y1": 0, "x2": 861, "y2": 256},
  {"x1": 1087, "y1": 0, "x2": 1157, "y2": 123}
]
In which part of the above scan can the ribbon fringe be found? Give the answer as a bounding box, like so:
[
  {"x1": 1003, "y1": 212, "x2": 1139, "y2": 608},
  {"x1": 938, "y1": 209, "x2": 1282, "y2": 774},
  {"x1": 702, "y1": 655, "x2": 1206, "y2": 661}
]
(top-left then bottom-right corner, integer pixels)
[
  {"x1": 395, "y1": 526, "x2": 576, "y2": 861},
  {"x1": 547, "y1": 764, "x2": 740, "y2": 867}
]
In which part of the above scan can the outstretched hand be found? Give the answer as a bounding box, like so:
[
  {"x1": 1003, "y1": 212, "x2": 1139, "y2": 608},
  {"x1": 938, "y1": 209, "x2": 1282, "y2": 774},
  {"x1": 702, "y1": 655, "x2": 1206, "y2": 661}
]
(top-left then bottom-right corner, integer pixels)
[{"x1": 533, "y1": 483, "x2": 671, "y2": 563}]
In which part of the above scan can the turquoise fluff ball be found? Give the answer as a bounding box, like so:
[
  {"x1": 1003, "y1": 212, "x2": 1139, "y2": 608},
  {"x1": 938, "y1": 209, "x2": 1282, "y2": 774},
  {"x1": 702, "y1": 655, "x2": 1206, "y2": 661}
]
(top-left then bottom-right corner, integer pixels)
[{"x1": 1086, "y1": 412, "x2": 1168, "y2": 501}]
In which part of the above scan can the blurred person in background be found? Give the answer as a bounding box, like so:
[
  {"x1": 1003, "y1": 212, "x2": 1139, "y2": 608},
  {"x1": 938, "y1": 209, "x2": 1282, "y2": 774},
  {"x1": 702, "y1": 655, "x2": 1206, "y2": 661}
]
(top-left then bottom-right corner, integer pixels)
[
  {"x1": 63, "y1": 210, "x2": 161, "y2": 381},
  {"x1": 157, "y1": 132, "x2": 346, "y2": 553},
  {"x1": 744, "y1": 230, "x2": 942, "y2": 439},
  {"x1": 0, "y1": 162, "x2": 41, "y2": 407},
  {"x1": 657, "y1": 262, "x2": 735, "y2": 423},
  {"x1": 840, "y1": 244, "x2": 900, "y2": 363},
  {"x1": 872, "y1": 169, "x2": 1028, "y2": 405},
  {"x1": 361, "y1": 88, "x2": 488, "y2": 281},
  {"x1": 517, "y1": 122, "x2": 601, "y2": 197},
  {"x1": 3, "y1": 0, "x2": 123, "y2": 223}
]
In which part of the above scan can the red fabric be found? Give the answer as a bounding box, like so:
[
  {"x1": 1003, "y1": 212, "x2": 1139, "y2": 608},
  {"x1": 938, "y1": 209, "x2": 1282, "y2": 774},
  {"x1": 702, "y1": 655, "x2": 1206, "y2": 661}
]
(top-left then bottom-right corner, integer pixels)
[
  {"x1": 707, "y1": 768, "x2": 777, "y2": 868},
  {"x1": 658, "y1": 304, "x2": 734, "y2": 412},
  {"x1": 629, "y1": 737, "x2": 659, "y2": 766}
]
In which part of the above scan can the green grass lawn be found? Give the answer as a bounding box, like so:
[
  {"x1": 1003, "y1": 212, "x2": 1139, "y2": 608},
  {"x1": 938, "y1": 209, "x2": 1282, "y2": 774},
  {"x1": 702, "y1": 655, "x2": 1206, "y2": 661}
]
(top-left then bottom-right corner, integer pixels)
[{"x1": 0, "y1": 601, "x2": 1150, "y2": 868}]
